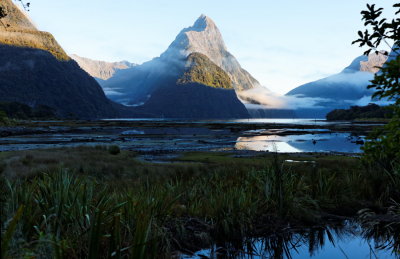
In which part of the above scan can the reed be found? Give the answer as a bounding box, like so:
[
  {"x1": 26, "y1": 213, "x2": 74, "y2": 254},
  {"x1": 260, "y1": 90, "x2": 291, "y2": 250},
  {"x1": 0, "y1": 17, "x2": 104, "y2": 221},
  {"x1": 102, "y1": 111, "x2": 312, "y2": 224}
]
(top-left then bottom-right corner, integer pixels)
[{"x1": 1, "y1": 152, "x2": 399, "y2": 258}]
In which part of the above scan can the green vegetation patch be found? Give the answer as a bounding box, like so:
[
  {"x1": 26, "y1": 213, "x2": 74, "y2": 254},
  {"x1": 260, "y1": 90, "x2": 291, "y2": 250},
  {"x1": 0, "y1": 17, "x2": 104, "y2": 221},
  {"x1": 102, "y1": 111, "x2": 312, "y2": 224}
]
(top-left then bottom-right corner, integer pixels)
[{"x1": 177, "y1": 52, "x2": 233, "y2": 89}]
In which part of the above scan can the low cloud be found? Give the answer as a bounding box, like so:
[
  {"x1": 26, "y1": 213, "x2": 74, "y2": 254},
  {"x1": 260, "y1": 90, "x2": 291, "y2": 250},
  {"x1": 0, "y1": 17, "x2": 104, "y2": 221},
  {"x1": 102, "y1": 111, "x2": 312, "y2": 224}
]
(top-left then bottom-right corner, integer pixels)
[
  {"x1": 239, "y1": 87, "x2": 393, "y2": 111},
  {"x1": 321, "y1": 71, "x2": 374, "y2": 85},
  {"x1": 350, "y1": 95, "x2": 393, "y2": 107},
  {"x1": 239, "y1": 87, "x2": 333, "y2": 109},
  {"x1": 103, "y1": 88, "x2": 123, "y2": 96},
  {"x1": 238, "y1": 87, "x2": 287, "y2": 108}
]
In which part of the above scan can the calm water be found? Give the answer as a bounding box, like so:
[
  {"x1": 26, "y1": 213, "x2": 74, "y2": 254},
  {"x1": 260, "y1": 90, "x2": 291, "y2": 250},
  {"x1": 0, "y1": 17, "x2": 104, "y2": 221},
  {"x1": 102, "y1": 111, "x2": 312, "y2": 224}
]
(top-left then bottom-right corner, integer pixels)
[
  {"x1": 0, "y1": 119, "x2": 371, "y2": 153},
  {"x1": 236, "y1": 133, "x2": 365, "y2": 153},
  {"x1": 105, "y1": 118, "x2": 336, "y2": 125},
  {"x1": 105, "y1": 118, "x2": 384, "y2": 126},
  {"x1": 181, "y1": 223, "x2": 399, "y2": 259}
]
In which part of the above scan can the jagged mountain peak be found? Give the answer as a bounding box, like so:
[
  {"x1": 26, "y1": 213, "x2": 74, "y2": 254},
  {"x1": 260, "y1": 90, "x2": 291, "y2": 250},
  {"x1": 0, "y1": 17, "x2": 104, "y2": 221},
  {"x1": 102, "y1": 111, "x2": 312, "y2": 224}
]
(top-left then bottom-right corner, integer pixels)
[
  {"x1": 190, "y1": 14, "x2": 217, "y2": 31},
  {"x1": 163, "y1": 14, "x2": 226, "y2": 59},
  {"x1": 160, "y1": 15, "x2": 259, "y2": 91}
]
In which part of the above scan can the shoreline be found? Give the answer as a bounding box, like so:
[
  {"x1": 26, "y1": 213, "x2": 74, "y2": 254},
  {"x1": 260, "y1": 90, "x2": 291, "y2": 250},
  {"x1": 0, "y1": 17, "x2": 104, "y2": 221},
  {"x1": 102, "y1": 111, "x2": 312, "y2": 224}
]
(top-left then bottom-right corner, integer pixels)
[{"x1": 0, "y1": 119, "x2": 379, "y2": 155}]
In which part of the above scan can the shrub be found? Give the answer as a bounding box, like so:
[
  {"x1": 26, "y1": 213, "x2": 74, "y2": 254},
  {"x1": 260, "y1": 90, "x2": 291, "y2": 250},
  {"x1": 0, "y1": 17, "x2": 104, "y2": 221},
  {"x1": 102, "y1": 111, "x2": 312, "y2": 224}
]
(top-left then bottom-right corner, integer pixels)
[
  {"x1": 108, "y1": 145, "x2": 120, "y2": 155},
  {"x1": 326, "y1": 104, "x2": 394, "y2": 121},
  {"x1": 0, "y1": 110, "x2": 8, "y2": 124}
]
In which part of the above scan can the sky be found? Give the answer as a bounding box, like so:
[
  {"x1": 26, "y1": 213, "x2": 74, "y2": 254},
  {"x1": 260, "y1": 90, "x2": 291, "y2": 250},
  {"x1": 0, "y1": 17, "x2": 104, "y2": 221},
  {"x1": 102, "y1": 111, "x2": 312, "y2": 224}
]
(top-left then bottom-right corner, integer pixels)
[{"x1": 27, "y1": 0, "x2": 396, "y2": 95}]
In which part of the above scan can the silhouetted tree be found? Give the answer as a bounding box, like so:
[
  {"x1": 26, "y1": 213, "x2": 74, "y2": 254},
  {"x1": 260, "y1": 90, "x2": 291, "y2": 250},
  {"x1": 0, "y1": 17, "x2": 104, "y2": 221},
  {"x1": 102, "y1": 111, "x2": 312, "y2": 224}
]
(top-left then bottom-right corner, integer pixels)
[
  {"x1": 353, "y1": 3, "x2": 400, "y2": 168},
  {"x1": 0, "y1": 7, "x2": 8, "y2": 28}
]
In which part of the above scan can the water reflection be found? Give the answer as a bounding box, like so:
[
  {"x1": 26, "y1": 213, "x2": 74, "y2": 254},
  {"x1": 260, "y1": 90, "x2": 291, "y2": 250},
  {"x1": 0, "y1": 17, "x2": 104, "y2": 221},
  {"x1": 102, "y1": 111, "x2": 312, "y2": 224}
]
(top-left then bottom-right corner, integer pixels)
[
  {"x1": 235, "y1": 133, "x2": 364, "y2": 153},
  {"x1": 235, "y1": 136, "x2": 301, "y2": 153},
  {"x1": 183, "y1": 222, "x2": 399, "y2": 258},
  {"x1": 1, "y1": 121, "x2": 366, "y2": 154}
]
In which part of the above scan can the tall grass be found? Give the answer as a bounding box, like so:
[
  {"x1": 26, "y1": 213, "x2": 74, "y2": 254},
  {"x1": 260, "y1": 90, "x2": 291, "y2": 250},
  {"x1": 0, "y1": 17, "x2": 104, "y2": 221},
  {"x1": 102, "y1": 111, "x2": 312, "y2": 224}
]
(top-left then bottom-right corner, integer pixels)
[{"x1": 1, "y1": 158, "x2": 399, "y2": 258}]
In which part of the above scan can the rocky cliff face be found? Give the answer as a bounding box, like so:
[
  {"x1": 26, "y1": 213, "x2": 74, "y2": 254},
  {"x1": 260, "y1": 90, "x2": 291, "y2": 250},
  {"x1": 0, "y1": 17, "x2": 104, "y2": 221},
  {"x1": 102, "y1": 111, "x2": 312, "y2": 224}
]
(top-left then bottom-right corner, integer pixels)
[
  {"x1": 359, "y1": 52, "x2": 388, "y2": 73},
  {"x1": 0, "y1": 0, "x2": 120, "y2": 119},
  {"x1": 343, "y1": 52, "x2": 388, "y2": 73},
  {"x1": 70, "y1": 54, "x2": 136, "y2": 80},
  {"x1": 0, "y1": 0, "x2": 35, "y2": 30}
]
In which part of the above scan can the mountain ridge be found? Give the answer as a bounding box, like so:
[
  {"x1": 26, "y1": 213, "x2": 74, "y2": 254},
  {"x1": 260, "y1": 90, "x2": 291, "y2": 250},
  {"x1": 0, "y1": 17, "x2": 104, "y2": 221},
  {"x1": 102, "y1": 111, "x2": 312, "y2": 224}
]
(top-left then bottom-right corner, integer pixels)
[
  {"x1": 286, "y1": 52, "x2": 388, "y2": 101},
  {"x1": 70, "y1": 54, "x2": 136, "y2": 80},
  {"x1": 0, "y1": 0, "x2": 69, "y2": 60}
]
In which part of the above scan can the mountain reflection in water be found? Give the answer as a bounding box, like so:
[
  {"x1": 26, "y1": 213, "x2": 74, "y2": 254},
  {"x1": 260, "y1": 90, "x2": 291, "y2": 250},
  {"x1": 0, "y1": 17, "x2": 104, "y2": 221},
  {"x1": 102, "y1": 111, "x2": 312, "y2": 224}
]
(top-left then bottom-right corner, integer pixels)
[
  {"x1": 235, "y1": 133, "x2": 364, "y2": 153},
  {"x1": 182, "y1": 222, "x2": 399, "y2": 259}
]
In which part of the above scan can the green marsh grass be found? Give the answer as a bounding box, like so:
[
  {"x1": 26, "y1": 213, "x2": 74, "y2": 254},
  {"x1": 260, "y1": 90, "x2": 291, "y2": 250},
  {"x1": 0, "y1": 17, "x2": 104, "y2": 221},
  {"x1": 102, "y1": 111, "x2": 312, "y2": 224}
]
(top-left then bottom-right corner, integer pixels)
[{"x1": 1, "y1": 148, "x2": 399, "y2": 258}]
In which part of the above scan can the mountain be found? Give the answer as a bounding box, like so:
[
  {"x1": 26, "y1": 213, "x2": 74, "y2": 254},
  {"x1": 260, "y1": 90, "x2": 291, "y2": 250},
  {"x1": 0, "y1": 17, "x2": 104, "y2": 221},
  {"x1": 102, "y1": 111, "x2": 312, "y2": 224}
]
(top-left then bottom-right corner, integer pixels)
[
  {"x1": 160, "y1": 15, "x2": 260, "y2": 91},
  {"x1": 70, "y1": 54, "x2": 136, "y2": 80},
  {"x1": 101, "y1": 15, "x2": 251, "y2": 118},
  {"x1": 359, "y1": 52, "x2": 388, "y2": 73},
  {"x1": 0, "y1": 0, "x2": 119, "y2": 119},
  {"x1": 131, "y1": 52, "x2": 248, "y2": 118},
  {"x1": 286, "y1": 52, "x2": 388, "y2": 103}
]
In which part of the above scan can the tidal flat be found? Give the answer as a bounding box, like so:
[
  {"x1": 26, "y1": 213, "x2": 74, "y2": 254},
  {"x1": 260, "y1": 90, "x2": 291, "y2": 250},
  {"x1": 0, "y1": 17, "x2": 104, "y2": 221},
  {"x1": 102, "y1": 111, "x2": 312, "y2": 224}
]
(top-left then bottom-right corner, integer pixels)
[
  {"x1": 0, "y1": 119, "x2": 383, "y2": 156},
  {"x1": 1, "y1": 119, "x2": 399, "y2": 258}
]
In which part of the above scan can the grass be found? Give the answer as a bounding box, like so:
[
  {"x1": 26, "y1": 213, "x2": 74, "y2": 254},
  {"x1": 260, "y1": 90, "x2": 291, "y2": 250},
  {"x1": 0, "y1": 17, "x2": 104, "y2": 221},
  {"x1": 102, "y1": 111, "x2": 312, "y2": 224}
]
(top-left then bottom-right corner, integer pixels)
[
  {"x1": 0, "y1": 29, "x2": 70, "y2": 60},
  {"x1": 1, "y1": 147, "x2": 399, "y2": 258}
]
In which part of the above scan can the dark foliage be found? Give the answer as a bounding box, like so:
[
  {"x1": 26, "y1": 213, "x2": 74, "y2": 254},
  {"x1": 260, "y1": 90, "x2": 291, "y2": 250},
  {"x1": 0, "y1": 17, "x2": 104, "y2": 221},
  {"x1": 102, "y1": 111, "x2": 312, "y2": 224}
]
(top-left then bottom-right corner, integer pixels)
[
  {"x1": 326, "y1": 103, "x2": 394, "y2": 121},
  {"x1": 0, "y1": 110, "x2": 8, "y2": 124},
  {"x1": 0, "y1": 102, "x2": 56, "y2": 119},
  {"x1": 108, "y1": 145, "x2": 120, "y2": 155},
  {"x1": 353, "y1": 3, "x2": 400, "y2": 169}
]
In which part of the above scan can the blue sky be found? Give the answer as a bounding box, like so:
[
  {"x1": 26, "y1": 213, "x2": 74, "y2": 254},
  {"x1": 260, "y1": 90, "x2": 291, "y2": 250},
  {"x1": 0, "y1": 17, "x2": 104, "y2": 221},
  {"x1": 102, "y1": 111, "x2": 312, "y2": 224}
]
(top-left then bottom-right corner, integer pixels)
[{"x1": 27, "y1": 0, "x2": 395, "y2": 94}]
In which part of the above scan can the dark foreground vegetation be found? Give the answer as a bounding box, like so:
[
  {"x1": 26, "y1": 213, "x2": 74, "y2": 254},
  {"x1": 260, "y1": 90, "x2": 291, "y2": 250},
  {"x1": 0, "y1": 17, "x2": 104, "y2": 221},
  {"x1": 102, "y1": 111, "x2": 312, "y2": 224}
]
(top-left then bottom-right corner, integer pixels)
[
  {"x1": 1, "y1": 146, "x2": 399, "y2": 258},
  {"x1": 326, "y1": 103, "x2": 394, "y2": 121},
  {"x1": 0, "y1": 101, "x2": 56, "y2": 121}
]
